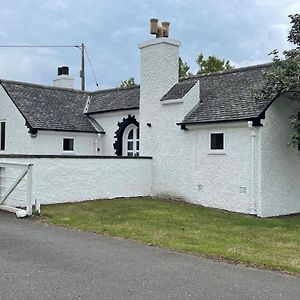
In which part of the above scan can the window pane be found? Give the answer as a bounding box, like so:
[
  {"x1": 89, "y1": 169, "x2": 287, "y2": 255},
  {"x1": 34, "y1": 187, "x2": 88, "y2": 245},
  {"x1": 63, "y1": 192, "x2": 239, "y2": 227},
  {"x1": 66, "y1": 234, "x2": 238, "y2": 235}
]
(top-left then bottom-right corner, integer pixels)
[
  {"x1": 63, "y1": 138, "x2": 74, "y2": 151},
  {"x1": 137, "y1": 128, "x2": 139, "y2": 139},
  {"x1": 211, "y1": 133, "x2": 223, "y2": 150},
  {"x1": 0, "y1": 122, "x2": 5, "y2": 151},
  {"x1": 137, "y1": 141, "x2": 139, "y2": 150},
  {"x1": 128, "y1": 141, "x2": 133, "y2": 150},
  {"x1": 128, "y1": 129, "x2": 133, "y2": 139},
  {"x1": 127, "y1": 152, "x2": 133, "y2": 157}
]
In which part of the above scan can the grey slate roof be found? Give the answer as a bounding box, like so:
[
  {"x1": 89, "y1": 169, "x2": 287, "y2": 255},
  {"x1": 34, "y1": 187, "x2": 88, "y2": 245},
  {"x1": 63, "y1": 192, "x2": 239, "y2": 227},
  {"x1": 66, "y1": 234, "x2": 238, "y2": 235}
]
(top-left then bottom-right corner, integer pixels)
[
  {"x1": 161, "y1": 79, "x2": 197, "y2": 101},
  {"x1": 0, "y1": 80, "x2": 101, "y2": 133},
  {"x1": 88, "y1": 85, "x2": 140, "y2": 114},
  {"x1": 178, "y1": 63, "x2": 274, "y2": 124},
  {"x1": 0, "y1": 63, "x2": 275, "y2": 133}
]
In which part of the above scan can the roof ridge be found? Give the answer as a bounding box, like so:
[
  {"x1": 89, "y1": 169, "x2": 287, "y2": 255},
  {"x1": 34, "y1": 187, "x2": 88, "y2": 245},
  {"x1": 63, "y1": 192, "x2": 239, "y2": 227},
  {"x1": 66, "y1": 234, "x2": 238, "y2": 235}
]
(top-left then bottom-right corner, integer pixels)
[
  {"x1": 91, "y1": 84, "x2": 140, "y2": 95},
  {"x1": 0, "y1": 78, "x2": 90, "y2": 94},
  {"x1": 179, "y1": 62, "x2": 273, "y2": 82}
]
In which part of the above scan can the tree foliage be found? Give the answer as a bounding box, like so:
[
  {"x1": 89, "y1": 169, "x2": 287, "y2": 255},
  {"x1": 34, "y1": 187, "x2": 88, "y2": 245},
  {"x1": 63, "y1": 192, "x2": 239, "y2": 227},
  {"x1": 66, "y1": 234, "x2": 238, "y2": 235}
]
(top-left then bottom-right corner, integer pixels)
[
  {"x1": 257, "y1": 14, "x2": 300, "y2": 148},
  {"x1": 196, "y1": 53, "x2": 234, "y2": 75},
  {"x1": 179, "y1": 57, "x2": 191, "y2": 78},
  {"x1": 119, "y1": 77, "x2": 135, "y2": 88}
]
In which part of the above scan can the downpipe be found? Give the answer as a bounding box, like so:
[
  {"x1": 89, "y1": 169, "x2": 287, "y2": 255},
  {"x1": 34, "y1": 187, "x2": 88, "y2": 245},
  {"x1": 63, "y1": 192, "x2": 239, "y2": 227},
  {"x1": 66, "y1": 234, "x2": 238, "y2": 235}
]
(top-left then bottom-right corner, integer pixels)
[{"x1": 248, "y1": 121, "x2": 257, "y2": 214}]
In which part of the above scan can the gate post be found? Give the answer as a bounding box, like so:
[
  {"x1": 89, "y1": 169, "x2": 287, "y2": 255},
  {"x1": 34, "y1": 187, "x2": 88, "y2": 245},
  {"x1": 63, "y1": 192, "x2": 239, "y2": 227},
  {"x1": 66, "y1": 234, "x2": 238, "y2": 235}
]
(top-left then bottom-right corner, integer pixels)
[{"x1": 26, "y1": 164, "x2": 33, "y2": 216}]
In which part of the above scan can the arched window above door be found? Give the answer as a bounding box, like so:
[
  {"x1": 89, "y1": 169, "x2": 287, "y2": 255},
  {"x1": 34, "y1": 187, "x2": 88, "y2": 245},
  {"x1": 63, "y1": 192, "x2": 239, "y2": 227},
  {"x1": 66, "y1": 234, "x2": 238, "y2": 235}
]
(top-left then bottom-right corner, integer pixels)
[
  {"x1": 113, "y1": 115, "x2": 139, "y2": 156},
  {"x1": 122, "y1": 124, "x2": 139, "y2": 157}
]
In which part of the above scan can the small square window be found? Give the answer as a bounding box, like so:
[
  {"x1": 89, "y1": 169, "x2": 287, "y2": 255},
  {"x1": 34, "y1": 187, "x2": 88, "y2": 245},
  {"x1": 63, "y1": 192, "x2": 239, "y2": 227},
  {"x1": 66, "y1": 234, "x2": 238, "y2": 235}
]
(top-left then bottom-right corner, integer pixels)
[
  {"x1": 63, "y1": 138, "x2": 74, "y2": 151},
  {"x1": 210, "y1": 133, "x2": 224, "y2": 150}
]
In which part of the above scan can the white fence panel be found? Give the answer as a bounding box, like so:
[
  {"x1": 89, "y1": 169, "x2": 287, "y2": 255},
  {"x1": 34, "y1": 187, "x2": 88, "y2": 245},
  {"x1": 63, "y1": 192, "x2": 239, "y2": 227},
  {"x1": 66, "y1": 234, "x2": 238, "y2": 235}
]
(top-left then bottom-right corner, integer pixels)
[{"x1": 0, "y1": 162, "x2": 34, "y2": 217}]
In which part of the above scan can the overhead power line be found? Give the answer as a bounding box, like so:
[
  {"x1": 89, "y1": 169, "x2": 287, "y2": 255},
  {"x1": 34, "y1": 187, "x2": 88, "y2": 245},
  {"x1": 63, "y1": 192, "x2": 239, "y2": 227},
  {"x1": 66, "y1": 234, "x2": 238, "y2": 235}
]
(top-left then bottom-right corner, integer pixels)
[
  {"x1": 84, "y1": 46, "x2": 100, "y2": 89},
  {"x1": 0, "y1": 45, "x2": 78, "y2": 48},
  {"x1": 0, "y1": 44, "x2": 100, "y2": 90}
]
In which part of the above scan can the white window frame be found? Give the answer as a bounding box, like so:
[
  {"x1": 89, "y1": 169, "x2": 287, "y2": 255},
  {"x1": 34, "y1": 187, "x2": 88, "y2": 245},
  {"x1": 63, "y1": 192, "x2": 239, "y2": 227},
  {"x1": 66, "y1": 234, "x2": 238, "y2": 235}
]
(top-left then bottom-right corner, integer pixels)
[
  {"x1": 62, "y1": 137, "x2": 75, "y2": 153},
  {"x1": 0, "y1": 120, "x2": 6, "y2": 152},
  {"x1": 208, "y1": 131, "x2": 226, "y2": 155},
  {"x1": 122, "y1": 124, "x2": 139, "y2": 157}
]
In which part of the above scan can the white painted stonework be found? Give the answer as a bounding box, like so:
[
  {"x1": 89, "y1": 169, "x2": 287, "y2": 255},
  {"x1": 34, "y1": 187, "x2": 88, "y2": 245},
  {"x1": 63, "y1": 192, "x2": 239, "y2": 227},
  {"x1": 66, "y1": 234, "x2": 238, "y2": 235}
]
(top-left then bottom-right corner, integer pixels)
[
  {"x1": 0, "y1": 36, "x2": 299, "y2": 217},
  {"x1": 1, "y1": 157, "x2": 153, "y2": 205},
  {"x1": 91, "y1": 110, "x2": 139, "y2": 156}
]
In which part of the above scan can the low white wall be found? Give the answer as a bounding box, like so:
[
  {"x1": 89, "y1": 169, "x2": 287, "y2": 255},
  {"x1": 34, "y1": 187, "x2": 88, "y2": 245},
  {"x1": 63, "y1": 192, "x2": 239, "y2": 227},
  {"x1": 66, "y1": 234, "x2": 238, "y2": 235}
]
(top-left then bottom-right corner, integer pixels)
[{"x1": 0, "y1": 156, "x2": 153, "y2": 205}]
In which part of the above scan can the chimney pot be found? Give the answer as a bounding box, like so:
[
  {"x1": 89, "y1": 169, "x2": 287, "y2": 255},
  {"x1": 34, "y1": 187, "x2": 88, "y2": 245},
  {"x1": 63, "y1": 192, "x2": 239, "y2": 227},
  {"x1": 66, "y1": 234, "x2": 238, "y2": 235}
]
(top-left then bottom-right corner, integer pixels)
[
  {"x1": 54, "y1": 65, "x2": 74, "y2": 89},
  {"x1": 61, "y1": 66, "x2": 69, "y2": 75},
  {"x1": 150, "y1": 18, "x2": 159, "y2": 35},
  {"x1": 161, "y1": 22, "x2": 170, "y2": 37}
]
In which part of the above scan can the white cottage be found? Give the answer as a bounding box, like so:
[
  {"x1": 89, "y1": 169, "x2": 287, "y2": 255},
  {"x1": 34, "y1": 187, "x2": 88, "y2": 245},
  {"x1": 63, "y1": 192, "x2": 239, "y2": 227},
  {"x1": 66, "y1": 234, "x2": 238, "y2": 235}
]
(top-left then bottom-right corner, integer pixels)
[{"x1": 0, "y1": 24, "x2": 299, "y2": 217}]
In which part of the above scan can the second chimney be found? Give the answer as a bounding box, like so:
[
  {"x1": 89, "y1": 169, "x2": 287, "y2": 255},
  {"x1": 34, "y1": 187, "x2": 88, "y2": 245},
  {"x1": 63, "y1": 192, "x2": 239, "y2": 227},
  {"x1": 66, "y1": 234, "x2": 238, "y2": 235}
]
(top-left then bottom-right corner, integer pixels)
[{"x1": 53, "y1": 66, "x2": 74, "y2": 89}]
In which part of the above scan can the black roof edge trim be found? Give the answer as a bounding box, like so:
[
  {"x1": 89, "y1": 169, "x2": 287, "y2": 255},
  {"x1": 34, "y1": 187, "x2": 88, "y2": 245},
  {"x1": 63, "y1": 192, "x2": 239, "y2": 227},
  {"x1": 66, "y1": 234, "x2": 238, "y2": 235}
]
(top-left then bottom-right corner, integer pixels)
[
  {"x1": 34, "y1": 128, "x2": 101, "y2": 134},
  {"x1": 177, "y1": 117, "x2": 262, "y2": 127},
  {"x1": 0, "y1": 154, "x2": 152, "y2": 159}
]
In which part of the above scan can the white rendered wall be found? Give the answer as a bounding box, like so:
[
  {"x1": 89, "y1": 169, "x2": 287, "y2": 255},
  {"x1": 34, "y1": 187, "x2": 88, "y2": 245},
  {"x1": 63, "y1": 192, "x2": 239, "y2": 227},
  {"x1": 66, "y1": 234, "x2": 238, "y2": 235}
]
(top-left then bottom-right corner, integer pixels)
[
  {"x1": 1, "y1": 157, "x2": 153, "y2": 205},
  {"x1": 260, "y1": 96, "x2": 300, "y2": 217},
  {"x1": 91, "y1": 110, "x2": 139, "y2": 156},
  {"x1": 0, "y1": 85, "x2": 97, "y2": 155},
  {"x1": 139, "y1": 38, "x2": 180, "y2": 157},
  {"x1": 139, "y1": 38, "x2": 254, "y2": 214},
  {"x1": 153, "y1": 121, "x2": 254, "y2": 214}
]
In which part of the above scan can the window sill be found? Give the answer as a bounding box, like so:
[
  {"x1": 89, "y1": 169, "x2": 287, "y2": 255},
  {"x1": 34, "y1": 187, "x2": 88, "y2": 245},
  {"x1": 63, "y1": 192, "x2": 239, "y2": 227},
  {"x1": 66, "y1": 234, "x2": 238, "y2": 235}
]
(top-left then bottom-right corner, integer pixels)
[
  {"x1": 61, "y1": 151, "x2": 76, "y2": 155},
  {"x1": 207, "y1": 150, "x2": 226, "y2": 155}
]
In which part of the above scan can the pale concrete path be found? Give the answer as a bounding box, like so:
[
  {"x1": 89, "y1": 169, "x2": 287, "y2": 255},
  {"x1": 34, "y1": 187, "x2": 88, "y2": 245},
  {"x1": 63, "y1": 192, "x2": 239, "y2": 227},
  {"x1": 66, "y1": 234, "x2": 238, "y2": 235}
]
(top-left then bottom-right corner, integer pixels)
[{"x1": 0, "y1": 211, "x2": 299, "y2": 300}]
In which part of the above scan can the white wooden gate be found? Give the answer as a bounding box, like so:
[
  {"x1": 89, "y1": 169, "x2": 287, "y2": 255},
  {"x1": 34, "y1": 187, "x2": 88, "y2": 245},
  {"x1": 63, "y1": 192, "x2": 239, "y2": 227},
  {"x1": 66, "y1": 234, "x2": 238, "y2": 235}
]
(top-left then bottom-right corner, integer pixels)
[{"x1": 0, "y1": 162, "x2": 34, "y2": 218}]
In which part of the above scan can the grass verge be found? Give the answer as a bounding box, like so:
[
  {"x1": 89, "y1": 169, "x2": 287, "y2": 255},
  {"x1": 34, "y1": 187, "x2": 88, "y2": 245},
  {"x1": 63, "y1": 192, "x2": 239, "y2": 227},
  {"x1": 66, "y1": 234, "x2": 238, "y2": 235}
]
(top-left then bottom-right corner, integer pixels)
[{"x1": 39, "y1": 197, "x2": 300, "y2": 275}]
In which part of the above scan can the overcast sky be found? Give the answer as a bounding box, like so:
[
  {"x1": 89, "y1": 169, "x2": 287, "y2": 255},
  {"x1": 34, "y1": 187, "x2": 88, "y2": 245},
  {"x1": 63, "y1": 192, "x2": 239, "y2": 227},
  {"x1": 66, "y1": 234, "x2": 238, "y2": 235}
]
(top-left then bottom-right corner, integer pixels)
[{"x1": 0, "y1": 0, "x2": 299, "y2": 90}]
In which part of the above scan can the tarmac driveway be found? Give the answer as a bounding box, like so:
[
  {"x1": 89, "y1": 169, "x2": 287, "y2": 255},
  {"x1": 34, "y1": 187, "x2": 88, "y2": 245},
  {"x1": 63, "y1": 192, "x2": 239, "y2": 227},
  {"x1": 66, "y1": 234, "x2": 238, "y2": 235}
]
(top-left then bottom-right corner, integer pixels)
[{"x1": 0, "y1": 211, "x2": 299, "y2": 300}]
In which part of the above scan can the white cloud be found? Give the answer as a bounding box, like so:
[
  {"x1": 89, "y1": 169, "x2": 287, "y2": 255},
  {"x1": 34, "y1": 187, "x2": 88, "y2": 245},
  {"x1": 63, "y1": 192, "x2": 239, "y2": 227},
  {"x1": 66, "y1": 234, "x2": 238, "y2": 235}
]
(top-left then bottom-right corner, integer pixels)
[{"x1": 0, "y1": 0, "x2": 298, "y2": 88}]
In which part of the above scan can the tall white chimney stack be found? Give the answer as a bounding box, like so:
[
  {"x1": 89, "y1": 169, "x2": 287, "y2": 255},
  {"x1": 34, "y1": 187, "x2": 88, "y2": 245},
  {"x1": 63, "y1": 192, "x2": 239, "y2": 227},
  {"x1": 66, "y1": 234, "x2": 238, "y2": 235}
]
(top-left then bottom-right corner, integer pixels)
[
  {"x1": 53, "y1": 66, "x2": 74, "y2": 89},
  {"x1": 139, "y1": 19, "x2": 181, "y2": 156}
]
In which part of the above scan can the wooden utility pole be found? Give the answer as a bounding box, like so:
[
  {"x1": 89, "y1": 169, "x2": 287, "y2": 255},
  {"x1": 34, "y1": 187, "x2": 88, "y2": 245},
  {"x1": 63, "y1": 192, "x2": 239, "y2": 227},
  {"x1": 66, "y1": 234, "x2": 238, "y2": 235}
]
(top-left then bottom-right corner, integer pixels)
[{"x1": 80, "y1": 43, "x2": 85, "y2": 91}]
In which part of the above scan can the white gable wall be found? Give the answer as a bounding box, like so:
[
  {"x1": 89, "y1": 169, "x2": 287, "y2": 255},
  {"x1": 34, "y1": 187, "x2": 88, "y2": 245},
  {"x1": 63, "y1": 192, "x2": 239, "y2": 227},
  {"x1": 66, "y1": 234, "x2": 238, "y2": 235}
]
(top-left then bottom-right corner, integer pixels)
[
  {"x1": 259, "y1": 96, "x2": 300, "y2": 217},
  {"x1": 0, "y1": 85, "x2": 97, "y2": 155},
  {"x1": 91, "y1": 109, "x2": 139, "y2": 156},
  {"x1": 0, "y1": 85, "x2": 29, "y2": 154}
]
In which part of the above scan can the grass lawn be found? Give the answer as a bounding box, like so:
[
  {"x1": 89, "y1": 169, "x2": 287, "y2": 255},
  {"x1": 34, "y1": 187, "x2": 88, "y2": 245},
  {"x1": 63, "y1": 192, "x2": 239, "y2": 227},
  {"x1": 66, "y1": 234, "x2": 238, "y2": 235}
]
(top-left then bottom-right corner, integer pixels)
[{"x1": 39, "y1": 197, "x2": 300, "y2": 275}]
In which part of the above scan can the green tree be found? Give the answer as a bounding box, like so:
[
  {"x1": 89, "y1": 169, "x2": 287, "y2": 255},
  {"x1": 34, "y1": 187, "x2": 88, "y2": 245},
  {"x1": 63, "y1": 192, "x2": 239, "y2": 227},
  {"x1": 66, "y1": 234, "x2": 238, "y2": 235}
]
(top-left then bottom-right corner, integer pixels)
[
  {"x1": 257, "y1": 14, "x2": 300, "y2": 148},
  {"x1": 179, "y1": 57, "x2": 191, "y2": 78},
  {"x1": 196, "y1": 53, "x2": 234, "y2": 75},
  {"x1": 119, "y1": 77, "x2": 135, "y2": 88}
]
